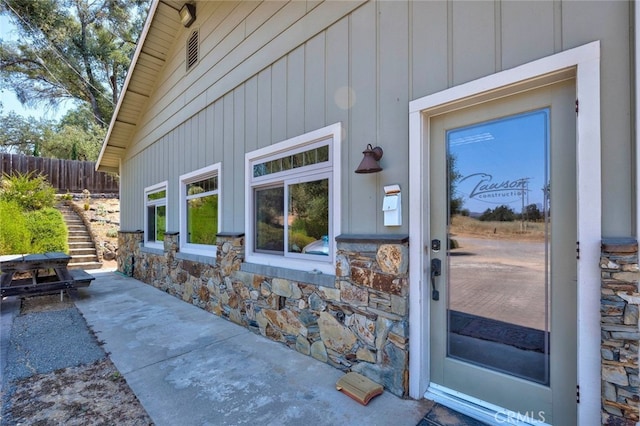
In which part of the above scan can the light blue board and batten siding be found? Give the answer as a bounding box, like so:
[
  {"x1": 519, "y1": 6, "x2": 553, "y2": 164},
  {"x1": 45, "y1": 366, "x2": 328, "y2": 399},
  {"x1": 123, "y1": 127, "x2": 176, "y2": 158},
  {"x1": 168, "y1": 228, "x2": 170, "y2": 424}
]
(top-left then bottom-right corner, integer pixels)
[{"x1": 120, "y1": 0, "x2": 633, "y2": 238}]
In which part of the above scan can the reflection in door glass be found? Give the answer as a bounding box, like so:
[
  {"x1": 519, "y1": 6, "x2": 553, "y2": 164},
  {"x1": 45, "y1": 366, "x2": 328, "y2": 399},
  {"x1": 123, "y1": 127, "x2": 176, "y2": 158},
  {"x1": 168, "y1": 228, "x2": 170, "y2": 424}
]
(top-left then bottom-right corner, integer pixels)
[{"x1": 446, "y1": 109, "x2": 550, "y2": 385}]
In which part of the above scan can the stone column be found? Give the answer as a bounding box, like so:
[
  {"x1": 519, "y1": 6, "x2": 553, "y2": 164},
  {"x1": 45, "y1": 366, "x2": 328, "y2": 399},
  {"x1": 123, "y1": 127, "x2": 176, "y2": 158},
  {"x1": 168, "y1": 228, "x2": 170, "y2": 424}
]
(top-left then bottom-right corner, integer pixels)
[
  {"x1": 117, "y1": 231, "x2": 142, "y2": 276},
  {"x1": 216, "y1": 233, "x2": 245, "y2": 277},
  {"x1": 335, "y1": 234, "x2": 410, "y2": 397},
  {"x1": 164, "y1": 232, "x2": 179, "y2": 268},
  {"x1": 600, "y1": 238, "x2": 639, "y2": 424}
]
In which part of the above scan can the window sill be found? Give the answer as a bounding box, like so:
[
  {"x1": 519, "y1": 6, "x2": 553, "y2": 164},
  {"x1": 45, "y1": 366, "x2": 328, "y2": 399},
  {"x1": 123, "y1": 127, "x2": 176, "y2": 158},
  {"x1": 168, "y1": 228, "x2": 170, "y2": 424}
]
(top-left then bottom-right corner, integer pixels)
[
  {"x1": 240, "y1": 262, "x2": 335, "y2": 288},
  {"x1": 176, "y1": 251, "x2": 217, "y2": 266},
  {"x1": 140, "y1": 245, "x2": 164, "y2": 255}
]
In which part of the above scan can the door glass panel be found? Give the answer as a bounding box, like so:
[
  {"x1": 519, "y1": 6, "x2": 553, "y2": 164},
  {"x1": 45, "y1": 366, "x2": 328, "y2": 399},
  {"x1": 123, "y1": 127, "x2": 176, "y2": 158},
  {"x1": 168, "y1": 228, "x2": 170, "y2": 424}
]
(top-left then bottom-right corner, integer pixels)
[{"x1": 446, "y1": 109, "x2": 550, "y2": 384}]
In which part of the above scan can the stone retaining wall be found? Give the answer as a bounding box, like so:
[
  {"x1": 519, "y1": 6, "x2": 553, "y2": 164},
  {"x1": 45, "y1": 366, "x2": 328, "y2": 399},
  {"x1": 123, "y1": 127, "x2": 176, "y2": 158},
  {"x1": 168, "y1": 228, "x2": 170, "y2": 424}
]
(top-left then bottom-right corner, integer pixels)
[
  {"x1": 117, "y1": 231, "x2": 410, "y2": 397},
  {"x1": 600, "y1": 238, "x2": 640, "y2": 425}
]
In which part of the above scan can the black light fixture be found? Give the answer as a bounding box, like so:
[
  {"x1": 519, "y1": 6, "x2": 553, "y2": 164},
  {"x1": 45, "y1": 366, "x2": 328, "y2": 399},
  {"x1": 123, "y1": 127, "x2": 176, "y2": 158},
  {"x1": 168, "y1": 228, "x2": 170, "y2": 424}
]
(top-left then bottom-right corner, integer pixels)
[
  {"x1": 354, "y1": 144, "x2": 384, "y2": 174},
  {"x1": 179, "y1": 3, "x2": 196, "y2": 28}
]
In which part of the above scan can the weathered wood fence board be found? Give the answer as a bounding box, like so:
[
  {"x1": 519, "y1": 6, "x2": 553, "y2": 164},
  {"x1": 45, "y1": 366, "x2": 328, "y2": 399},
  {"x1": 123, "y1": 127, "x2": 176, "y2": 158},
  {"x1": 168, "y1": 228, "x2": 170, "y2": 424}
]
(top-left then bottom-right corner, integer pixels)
[{"x1": 0, "y1": 153, "x2": 119, "y2": 194}]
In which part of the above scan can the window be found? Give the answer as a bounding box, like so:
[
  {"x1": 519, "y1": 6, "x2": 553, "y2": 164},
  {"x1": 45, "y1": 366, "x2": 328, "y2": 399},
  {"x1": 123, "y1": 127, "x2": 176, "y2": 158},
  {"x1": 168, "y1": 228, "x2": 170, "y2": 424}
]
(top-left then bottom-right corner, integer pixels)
[
  {"x1": 186, "y1": 29, "x2": 198, "y2": 70},
  {"x1": 180, "y1": 163, "x2": 221, "y2": 256},
  {"x1": 245, "y1": 123, "x2": 342, "y2": 275},
  {"x1": 144, "y1": 182, "x2": 167, "y2": 249}
]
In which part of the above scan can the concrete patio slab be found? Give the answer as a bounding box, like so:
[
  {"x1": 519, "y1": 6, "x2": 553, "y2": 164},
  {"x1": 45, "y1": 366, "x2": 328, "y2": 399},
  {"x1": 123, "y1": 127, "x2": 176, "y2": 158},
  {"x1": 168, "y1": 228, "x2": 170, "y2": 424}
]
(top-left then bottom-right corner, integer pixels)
[{"x1": 74, "y1": 271, "x2": 433, "y2": 426}]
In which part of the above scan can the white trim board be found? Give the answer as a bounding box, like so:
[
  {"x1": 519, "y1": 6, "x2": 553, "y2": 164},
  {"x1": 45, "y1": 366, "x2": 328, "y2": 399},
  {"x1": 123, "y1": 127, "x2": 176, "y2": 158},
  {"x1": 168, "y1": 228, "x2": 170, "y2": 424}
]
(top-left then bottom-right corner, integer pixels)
[{"x1": 408, "y1": 41, "x2": 601, "y2": 425}]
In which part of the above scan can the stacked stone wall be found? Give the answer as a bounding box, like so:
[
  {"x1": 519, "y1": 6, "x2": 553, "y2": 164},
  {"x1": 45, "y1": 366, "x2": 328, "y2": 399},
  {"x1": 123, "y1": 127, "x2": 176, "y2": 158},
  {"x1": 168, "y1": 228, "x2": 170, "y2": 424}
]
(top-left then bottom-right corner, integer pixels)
[
  {"x1": 600, "y1": 238, "x2": 640, "y2": 425},
  {"x1": 117, "y1": 231, "x2": 410, "y2": 397}
]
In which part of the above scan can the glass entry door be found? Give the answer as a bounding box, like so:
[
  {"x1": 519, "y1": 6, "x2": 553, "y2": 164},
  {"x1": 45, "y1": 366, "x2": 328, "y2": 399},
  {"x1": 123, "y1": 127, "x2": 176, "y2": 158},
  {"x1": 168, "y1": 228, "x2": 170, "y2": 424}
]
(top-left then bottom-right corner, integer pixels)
[{"x1": 428, "y1": 79, "x2": 577, "y2": 425}]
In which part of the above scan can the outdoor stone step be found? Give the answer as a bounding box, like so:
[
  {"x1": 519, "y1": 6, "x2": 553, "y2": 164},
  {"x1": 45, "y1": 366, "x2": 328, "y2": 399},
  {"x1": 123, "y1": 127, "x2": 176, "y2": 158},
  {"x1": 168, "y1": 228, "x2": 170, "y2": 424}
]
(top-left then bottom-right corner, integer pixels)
[
  {"x1": 68, "y1": 237, "x2": 94, "y2": 248},
  {"x1": 68, "y1": 230, "x2": 91, "y2": 236},
  {"x1": 71, "y1": 253, "x2": 99, "y2": 261},
  {"x1": 58, "y1": 202, "x2": 103, "y2": 271},
  {"x1": 69, "y1": 248, "x2": 97, "y2": 255},
  {"x1": 68, "y1": 242, "x2": 95, "y2": 249},
  {"x1": 68, "y1": 236, "x2": 92, "y2": 243},
  {"x1": 67, "y1": 261, "x2": 103, "y2": 270}
]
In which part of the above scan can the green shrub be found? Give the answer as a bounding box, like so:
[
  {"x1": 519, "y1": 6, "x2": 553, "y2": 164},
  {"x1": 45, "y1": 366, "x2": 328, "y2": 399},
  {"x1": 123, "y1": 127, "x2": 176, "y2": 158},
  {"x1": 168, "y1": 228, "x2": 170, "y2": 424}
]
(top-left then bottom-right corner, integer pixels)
[
  {"x1": 187, "y1": 195, "x2": 218, "y2": 245},
  {"x1": 256, "y1": 222, "x2": 284, "y2": 251},
  {"x1": 0, "y1": 171, "x2": 56, "y2": 211},
  {"x1": 25, "y1": 208, "x2": 68, "y2": 254},
  {"x1": 0, "y1": 200, "x2": 30, "y2": 255}
]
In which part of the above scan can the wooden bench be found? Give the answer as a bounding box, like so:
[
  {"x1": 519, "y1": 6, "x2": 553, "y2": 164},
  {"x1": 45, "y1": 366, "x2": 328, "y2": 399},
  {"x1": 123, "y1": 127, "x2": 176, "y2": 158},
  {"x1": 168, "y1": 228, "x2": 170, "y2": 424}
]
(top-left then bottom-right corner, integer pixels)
[{"x1": 0, "y1": 252, "x2": 95, "y2": 298}]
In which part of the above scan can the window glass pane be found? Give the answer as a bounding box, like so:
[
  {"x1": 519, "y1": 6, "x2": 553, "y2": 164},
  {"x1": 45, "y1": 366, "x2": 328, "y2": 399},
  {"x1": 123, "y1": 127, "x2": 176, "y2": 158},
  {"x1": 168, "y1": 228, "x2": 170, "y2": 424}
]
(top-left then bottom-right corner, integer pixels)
[
  {"x1": 187, "y1": 194, "x2": 218, "y2": 245},
  {"x1": 288, "y1": 178, "x2": 329, "y2": 255},
  {"x1": 254, "y1": 164, "x2": 266, "y2": 177},
  {"x1": 292, "y1": 152, "x2": 304, "y2": 168},
  {"x1": 303, "y1": 150, "x2": 315, "y2": 165},
  {"x1": 255, "y1": 186, "x2": 284, "y2": 252},
  {"x1": 156, "y1": 205, "x2": 166, "y2": 242},
  {"x1": 187, "y1": 176, "x2": 217, "y2": 195},
  {"x1": 271, "y1": 159, "x2": 283, "y2": 173},
  {"x1": 317, "y1": 145, "x2": 329, "y2": 162},
  {"x1": 147, "y1": 205, "x2": 156, "y2": 242},
  {"x1": 282, "y1": 156, "x2": 292, "y2": 170},
  {"x1": 252, "y1": 145, "x2": 330, "y2": 178},
  {"x1": 147, "y1": 190, "x2": 166, "y2": 201}
]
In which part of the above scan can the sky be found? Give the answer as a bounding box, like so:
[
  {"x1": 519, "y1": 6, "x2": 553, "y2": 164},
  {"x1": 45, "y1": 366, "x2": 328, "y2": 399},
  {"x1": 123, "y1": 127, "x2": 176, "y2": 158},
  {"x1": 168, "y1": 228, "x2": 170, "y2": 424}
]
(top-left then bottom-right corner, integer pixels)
[
  {"x1": 448, "y1": 109, "x2": 549, "y2": 215},
  {"x1": 0, "y1": 14, "x2": 70, "y2": 121}
]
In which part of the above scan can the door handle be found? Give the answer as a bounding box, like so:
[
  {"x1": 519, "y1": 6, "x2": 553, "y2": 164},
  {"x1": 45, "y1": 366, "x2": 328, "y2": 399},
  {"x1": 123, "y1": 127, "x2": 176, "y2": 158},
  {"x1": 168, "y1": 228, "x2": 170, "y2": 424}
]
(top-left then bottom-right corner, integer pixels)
[{"x1": 431, "y1": 258, "x2": 441, "y2": 300}]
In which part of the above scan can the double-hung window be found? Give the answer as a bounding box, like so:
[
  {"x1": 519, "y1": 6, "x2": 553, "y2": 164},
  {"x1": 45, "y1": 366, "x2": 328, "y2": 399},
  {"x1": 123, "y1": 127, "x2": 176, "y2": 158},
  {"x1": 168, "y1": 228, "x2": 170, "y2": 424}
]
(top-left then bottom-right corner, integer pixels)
[
  {"x1": 144, "y1": 182, "x2": 167, "y2": 249},
  {"x1": 246, "y1": 123, "x2": 342, "y2": 275},
  {"x1": 180, "y1": 163, "x2": 221, "y2": 256}
]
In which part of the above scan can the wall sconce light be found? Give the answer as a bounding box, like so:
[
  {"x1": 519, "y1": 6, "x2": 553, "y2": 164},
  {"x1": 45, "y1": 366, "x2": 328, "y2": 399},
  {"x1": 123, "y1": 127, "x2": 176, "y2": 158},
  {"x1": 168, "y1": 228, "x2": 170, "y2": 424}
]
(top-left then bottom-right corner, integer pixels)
[
  {"x1": 179, "y1": 3, "x2": 196, "y2": 28},
  {"x1": 354, "y1": 144, "x2": 384, "y2": 174}
]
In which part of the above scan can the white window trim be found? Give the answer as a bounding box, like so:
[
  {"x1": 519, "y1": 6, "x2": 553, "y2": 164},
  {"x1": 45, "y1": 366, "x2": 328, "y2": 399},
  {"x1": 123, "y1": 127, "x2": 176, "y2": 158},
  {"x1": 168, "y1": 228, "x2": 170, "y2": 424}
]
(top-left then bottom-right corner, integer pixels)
[
  {"x1": 144, "y1": 181, "x2": 168, "y2": 250},
  {"x1": 179, "y1": 163, "x2": 221, "y2": 257},
  {"x1": 408, "y1": 41, "x2": 601, "y2": 425},
  {"x1": 245, "y1": 123, "x2": 342, "y2": 275}
]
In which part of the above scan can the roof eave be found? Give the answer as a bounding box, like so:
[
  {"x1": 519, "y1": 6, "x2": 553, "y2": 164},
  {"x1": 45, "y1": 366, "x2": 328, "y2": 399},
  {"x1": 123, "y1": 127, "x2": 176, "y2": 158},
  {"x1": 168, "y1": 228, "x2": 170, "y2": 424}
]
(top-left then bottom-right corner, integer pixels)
[{"x1": 96, "y1": 0, "x2": 161, "y2": 172}]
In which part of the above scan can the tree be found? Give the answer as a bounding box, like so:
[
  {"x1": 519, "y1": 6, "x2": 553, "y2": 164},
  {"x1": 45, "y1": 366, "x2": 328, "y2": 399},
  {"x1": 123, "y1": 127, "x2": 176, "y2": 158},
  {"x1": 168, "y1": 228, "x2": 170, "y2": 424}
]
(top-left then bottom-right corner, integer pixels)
[
  {"x1": 0, "y1": 0, "x2": 151, "y2": 128},
  {"x1": 524, "y1": 203, "x2": 543, "y2": 222},
  {"x1": 41, "y1": 120, "x2": 104, "y2": 160},
  {"x1": 0, "y1": 110, "x2": 51, "y2": 155},
  {"x1": 479, "y1": 205, "x2": 517, "y2": 222},
  {"x1": 0, "y1": 105, "x2": 105, "y2": 160},
  {"x1": 448, "y1": 153, "x2": 464, "y2": 216}
]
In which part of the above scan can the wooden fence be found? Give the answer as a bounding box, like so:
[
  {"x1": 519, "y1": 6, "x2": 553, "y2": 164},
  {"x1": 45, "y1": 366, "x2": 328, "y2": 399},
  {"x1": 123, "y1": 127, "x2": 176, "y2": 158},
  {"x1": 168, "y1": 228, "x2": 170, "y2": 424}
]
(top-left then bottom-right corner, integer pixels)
[{"x1": 0, "y1": 153, "x2": 119, "y2": 194}]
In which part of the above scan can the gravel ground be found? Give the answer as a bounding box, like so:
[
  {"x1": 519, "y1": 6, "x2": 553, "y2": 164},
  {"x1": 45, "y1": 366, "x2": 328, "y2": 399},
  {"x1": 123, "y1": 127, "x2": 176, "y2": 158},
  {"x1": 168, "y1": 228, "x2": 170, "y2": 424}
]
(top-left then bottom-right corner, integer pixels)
[
  {"x1": 3, "y1": 304, "x2": 105, "y2": 382},
  {"x1": 0, "y1": 295, "x2": 152, "y2": 425}
]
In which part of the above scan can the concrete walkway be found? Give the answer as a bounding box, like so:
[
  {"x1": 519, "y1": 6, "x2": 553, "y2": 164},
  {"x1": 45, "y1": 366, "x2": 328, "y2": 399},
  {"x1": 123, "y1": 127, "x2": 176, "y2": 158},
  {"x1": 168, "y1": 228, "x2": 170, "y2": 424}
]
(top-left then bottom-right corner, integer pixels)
[{"x1": 74, "y1": 270, "x2": 434, "y2": 426}]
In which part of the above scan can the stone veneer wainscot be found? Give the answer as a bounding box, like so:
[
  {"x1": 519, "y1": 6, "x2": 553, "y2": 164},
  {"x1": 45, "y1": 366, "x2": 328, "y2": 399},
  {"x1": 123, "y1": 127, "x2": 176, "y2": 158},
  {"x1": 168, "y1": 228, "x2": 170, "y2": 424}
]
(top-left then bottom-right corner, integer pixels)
[
  {"x1": 600, "y1": 238, "x2": 640, "y2": 424},
  {"x1": 117, "y1": 231, "x2": 410, "y2": 397}
]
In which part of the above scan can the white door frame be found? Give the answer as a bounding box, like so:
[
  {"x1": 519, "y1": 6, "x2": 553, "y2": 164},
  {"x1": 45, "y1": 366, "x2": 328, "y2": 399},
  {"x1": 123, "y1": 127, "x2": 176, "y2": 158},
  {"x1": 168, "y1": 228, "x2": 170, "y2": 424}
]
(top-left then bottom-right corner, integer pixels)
[{"x1": 408, "y1": 41, "x2": 601, "y2": 424}]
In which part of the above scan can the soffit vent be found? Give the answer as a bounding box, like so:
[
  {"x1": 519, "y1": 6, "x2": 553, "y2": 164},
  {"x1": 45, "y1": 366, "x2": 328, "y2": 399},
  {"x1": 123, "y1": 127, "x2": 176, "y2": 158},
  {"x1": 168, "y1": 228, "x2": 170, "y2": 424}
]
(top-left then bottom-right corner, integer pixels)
[{"x1": 187, "y1": 29, "x2": 199, "y2": 70}]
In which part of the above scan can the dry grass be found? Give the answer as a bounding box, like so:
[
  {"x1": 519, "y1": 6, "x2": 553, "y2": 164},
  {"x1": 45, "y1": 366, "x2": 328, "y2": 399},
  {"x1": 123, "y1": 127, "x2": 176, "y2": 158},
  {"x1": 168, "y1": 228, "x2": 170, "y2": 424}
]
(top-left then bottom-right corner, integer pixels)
[
  {"x1": 450, "y1": 215, "x2": 547, "y2": 242},
  {"x1": 3, "y1": 295, "x2": 152, "y2": 426},
  {"x1": 6, "y1": 359, "x2": 153, "y2": 426}
]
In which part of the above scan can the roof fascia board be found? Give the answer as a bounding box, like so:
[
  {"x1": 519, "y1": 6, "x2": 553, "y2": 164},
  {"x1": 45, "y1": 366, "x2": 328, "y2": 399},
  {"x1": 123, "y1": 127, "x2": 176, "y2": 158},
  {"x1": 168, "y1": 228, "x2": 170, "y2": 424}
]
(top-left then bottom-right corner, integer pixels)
[{"x1": 96, "y1": 0, "x2": 161, "y2": 171}]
